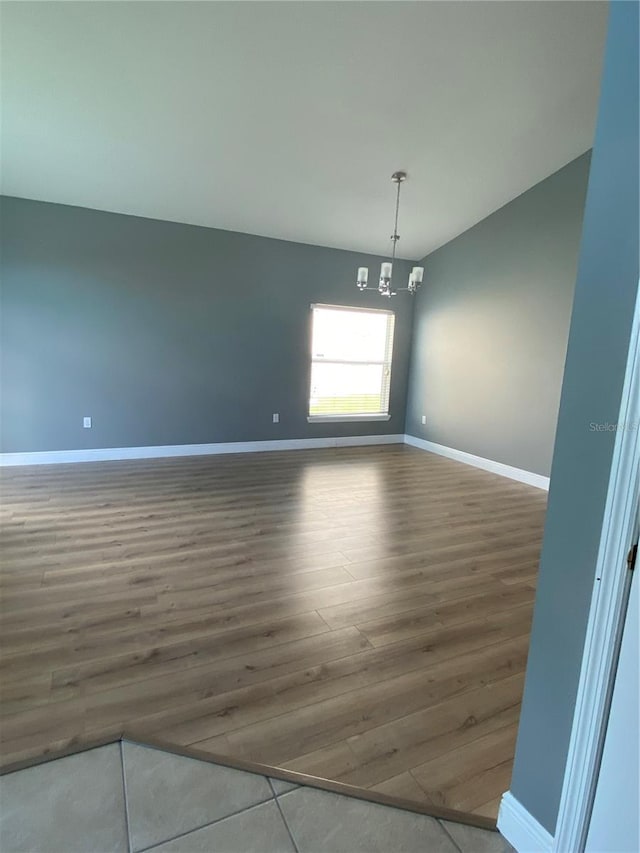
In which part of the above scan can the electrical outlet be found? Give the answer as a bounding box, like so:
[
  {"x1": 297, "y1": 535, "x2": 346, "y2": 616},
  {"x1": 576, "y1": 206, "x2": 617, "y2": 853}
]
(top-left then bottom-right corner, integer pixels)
[
  {"x1": 83, "y1": 416, "x2": 92, "y2": 429},
  {"x1": 421, "y1": 415, "x2": 427, "y2": 425},
  {"x1": 272, "y1": 413, "x2": 280, "y2": 424}
]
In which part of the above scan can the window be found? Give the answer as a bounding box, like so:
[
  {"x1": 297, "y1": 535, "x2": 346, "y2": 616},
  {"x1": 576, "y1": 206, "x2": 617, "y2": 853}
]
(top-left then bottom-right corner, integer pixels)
[{"x1": 308, "y1": 304, "x2": 395, "y2": 422}]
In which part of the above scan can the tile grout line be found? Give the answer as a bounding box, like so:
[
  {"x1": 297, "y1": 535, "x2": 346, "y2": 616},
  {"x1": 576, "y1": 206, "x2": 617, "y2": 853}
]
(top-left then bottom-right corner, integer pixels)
[
  {"x1": 314, "y1": 609, "x2": 334, "y2": 631},
  {"x1": 268, "y1": 778, "x2": 300, "y2": 853},
  {"x1": 134, "y1": 795, "x2": 276, "y2": 853},
  {"x1": 119, "y1": 741, "x2": 133, "y2": 853},
  {"x1": 438, "y1": 818, "x2": 465, "y2": 853}
]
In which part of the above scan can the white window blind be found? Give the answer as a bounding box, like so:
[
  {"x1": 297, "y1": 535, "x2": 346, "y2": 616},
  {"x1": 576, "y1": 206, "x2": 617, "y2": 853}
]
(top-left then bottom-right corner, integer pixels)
[{"x1": 308, "y1": 304, "x2": 395, "y2": 420}]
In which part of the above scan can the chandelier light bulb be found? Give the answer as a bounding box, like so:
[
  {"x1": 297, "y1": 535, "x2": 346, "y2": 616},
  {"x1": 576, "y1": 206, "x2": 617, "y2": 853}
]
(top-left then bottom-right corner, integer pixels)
[{"x1": 357, "y1": 267, "x2": 369, "y2": 289}]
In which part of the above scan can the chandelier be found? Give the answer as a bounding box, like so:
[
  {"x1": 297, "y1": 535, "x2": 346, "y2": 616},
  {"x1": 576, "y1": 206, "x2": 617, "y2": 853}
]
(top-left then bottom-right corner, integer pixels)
[{"x1": 356, "y1": 171, "x2": 424, "y2": 298}]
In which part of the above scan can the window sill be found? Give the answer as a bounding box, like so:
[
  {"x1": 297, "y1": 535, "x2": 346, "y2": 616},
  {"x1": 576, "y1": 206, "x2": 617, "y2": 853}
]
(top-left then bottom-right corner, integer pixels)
[{"x1": 307, "y1": 414, "x2": 391, "y2": 423}]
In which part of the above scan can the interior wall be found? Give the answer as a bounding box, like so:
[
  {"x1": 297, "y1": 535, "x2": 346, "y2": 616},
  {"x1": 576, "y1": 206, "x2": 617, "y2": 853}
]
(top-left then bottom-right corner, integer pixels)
[
  {"x1": 405, "y1": 152, "x2": 592, "y2": 477},
  {"x1": 0, "y1": 198, "x2": 414, "y2": 453},
  {"x1": 510, "y1": 0, "x2": 639, "y2": 834}
]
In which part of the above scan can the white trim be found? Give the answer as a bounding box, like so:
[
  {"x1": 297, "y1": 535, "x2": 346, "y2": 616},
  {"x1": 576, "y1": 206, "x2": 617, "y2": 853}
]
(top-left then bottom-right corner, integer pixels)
[
  {"x1": 553, "y1": 282, "x2": 640, "y2": 853},
  {"x1": 0, "y1": 434, "x2": 405, "y2": 467},
  {"x1": 403, "y1": 434, "x2": 550, "y2": 490},
  {"x1": 498, "y1": 791, "x2": 554, "y2": 853},
  {"x1": 307, "y1": 414, "x2": 391, "y2": 423},
  {"x1": 310, "y1": 302, "x2": 394, "y2": 316}
]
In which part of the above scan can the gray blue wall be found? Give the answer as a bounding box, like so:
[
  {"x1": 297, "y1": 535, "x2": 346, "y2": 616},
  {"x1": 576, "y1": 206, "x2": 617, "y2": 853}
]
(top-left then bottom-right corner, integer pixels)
[
  {"x1": 405, "y1": 153, "x2": 592, "y2": 477},
  {"x1": 0, "y1": 198, "x2": 413, "y2": 452},
  {"x1": 510, "y1": 0, "x2": 639, "y2": 834}
]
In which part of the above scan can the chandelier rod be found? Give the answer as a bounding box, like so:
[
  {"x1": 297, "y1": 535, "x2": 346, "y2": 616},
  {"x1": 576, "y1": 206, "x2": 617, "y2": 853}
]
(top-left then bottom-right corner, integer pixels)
[{"x1": 391, "y1": 178, "x2": 401, "y2": 265}]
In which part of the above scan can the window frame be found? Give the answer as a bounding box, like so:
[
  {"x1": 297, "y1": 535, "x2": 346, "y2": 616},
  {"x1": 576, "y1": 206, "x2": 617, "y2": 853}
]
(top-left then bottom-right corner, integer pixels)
[{"x1": 306, "y1": 303, "x2": 395, "y2": 424}]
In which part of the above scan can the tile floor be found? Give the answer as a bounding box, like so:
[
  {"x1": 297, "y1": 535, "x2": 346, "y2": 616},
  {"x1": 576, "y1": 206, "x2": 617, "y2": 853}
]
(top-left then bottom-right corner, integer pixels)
[{"x1": 0, "y1": 740, "x2": 513, "y2": 853}]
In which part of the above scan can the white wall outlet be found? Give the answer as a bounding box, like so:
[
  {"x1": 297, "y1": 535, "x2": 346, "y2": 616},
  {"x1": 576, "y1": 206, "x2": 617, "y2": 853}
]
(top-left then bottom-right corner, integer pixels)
[
  {"x1": 421, "y1": 415, "x2": 427, "y2": 425},
  {"x1": 272, "y1": 413, "x2": 280, "y2": 424},
  {"x1": 83, "y1": 416, "x2": 92, "y2": 428}
]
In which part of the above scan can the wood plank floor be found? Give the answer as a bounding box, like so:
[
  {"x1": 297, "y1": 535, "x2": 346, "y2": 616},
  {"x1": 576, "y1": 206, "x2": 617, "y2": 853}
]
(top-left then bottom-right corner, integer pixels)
[{"x1": 0, "y1": 445, "x2": 546, "y2": 820}]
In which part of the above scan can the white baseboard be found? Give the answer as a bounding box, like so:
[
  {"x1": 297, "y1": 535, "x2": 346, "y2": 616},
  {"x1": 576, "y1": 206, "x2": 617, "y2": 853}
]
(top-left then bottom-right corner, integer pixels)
[
  {"x1": 403, "y1": 434, "x2": 550, "y2": 491},
  {"x1": 0, "y1": 433, "x2": 405, "y2": 466},
  {"x1": 0, "y1": 434, "x2": 551, "y2": 489},
  {"x1": 498, "y1": 791, "x2": 554, "y2": 852}
]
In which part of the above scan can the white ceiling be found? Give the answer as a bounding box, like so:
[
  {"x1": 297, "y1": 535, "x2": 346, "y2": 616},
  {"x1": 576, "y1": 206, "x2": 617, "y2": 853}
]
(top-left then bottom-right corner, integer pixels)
[{"x1": 0, "y1": 1, "x2": 607, "y2": 259}]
